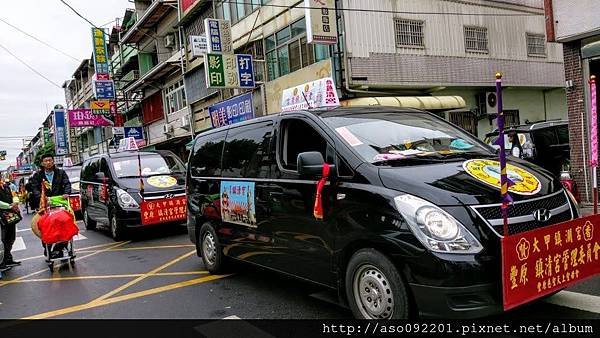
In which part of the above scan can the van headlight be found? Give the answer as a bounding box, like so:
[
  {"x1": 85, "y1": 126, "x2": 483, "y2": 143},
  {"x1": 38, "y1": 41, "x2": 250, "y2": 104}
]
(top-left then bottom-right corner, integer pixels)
[
  {"x1": 394, "y1": 194, "x2": 483, "y2": 254},
  {"x1": 116, "y1": 188, "x2": 139, "y2": 209}
]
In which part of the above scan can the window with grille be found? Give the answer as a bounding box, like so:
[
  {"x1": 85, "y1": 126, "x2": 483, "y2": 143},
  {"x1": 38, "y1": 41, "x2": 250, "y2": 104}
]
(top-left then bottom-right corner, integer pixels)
[
  {"x1": 464, "y1": 26, "x2": 488, "y2": 53},
  {"x1": 449, "y1": 111, "x2": 477, "y2": 136},
  {"x1": 526, "y1": 33, "x2": 546, "y2": 57},
  {"x1": 394, "y1": 18, "x2": 425, "y2": 48},
  {"x1": 503, "y1": 110, "x2": 520, "y2": 127}
]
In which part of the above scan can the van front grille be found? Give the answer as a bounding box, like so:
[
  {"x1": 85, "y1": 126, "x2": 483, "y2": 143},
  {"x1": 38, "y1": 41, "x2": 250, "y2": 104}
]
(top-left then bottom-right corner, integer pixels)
[{"x1": 471, "y1": 191, "x2": 573, "y2": 237}]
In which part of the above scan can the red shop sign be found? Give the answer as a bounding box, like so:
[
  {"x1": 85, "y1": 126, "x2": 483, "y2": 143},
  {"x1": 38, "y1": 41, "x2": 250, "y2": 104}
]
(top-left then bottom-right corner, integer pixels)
[
  {"x1": 502, "y1": 214, "x2": 600, "y2": 310},
  {"x1": 140, "y1": 196, "x2": 187, "y2": 225}
]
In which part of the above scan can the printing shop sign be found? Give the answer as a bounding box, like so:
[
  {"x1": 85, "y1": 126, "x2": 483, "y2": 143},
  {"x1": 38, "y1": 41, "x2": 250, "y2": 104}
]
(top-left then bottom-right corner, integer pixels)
[{"x1": 208, "y1": 92, "x2": 254, "y2": 128}]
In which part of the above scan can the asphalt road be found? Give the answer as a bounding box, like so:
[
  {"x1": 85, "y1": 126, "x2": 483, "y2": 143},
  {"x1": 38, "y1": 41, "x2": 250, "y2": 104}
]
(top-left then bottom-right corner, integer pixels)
[{"x1": 0, "y1": 211, "x2": 599, "y2": 320}]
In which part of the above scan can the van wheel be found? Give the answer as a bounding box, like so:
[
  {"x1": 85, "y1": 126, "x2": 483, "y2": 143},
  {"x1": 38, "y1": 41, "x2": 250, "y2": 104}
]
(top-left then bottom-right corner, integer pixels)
[
  {"x1": 345, "y1": 249, "x2": 409, "y2": 319},
  {"x1": 199, "y1": 223, "x2": 226, "y2": 274},
  {"x1": 110, "y1": 214, "x2": 127, "y2": 241},
  {"x1": 83, "y1": 209, "x2": 96, "y2": 230}
]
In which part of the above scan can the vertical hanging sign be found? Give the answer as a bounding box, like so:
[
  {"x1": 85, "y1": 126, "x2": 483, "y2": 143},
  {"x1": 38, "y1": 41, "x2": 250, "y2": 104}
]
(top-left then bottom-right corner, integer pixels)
[
  {"x1": 305, "y1": 0, "x2": 338, "y2": 44},
  {"x1": 590, "y1": 75, "x2": 598, "y2": 214},
  {"x1": 53, "y1": 109, "x2": 69, "y2": 156},
  {"x1": 204, "y1": 19, "x2": 233, "y2": 54},
  {"x1": 92, "y1": 28, "x2": 110, "y2": 80}
]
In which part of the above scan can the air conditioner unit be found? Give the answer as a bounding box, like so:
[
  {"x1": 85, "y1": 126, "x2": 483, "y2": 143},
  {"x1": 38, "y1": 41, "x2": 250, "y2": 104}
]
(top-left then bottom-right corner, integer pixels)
[
  {"x1": 485, "y1": 92, "x2": 498, "y2": 115},
  {"x1": 164, "y1": 34, "x2": 176, "y2": 48},
  {"x1": 163, "y1": 124, "x2": 174, "y2": 134},
  {"x1": 181, "y1": 115, "x2": 191, "y2": 130}
]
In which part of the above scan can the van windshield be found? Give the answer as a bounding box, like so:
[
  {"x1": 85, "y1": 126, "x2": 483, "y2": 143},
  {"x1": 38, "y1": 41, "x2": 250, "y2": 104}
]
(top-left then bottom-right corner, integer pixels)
[
  {"x1": 324, "y1": 112, "x2": 493, "y2": 165},
  {"x1": 112, "y1": 154, "x2": 185, "y2": 178}
]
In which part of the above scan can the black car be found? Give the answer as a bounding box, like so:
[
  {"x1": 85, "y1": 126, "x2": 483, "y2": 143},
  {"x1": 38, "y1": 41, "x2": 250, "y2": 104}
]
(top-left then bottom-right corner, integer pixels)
[
  {"x1": 80, "y1": 150, "x2": 187, "y2": 240},
  {"x1": 186, "y1": 107, "x2": 579, "y2": 319},
  {"x1": 484, "y1": 120, "x2": 570, "y2": 177}
]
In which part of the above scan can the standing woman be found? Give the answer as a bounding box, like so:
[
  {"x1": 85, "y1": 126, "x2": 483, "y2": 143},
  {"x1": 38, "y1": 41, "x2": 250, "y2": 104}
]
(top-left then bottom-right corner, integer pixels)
[{"x1": 509, "y1": 132, "x2": 523, "y2": 159}]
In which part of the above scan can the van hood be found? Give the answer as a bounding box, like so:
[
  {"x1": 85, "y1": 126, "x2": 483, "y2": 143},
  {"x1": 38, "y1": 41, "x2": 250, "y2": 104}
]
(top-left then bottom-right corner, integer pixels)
[
  {"x1": 116, "y1": 174, "x2": 186, "y2": 193},
  {"x1": 378, "y1": 157, "x2": 562, "y2": 206}
]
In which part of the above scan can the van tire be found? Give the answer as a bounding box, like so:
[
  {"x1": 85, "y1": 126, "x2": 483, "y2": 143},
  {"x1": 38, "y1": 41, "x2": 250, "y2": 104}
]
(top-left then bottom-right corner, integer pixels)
[
  {"x1": 83, "y1": 209, "x2": 96, "y2": 230},
  {"x1": 199, "y1": 223, "x2": 226, "y2": 274},
  {"x1": 345, "y1": 249, "x2": 409, "y2": 319},
  {"x1": 110, "y1": 213, "x2": 127, "y2": 241}
]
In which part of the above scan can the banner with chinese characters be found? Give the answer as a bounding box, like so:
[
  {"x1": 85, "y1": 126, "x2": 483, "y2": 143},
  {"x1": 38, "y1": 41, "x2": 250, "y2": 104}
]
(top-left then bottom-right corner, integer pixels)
[
  {"x1": 501, "y1": 214, "x2": 600, "y2": 310},
  {"x1": 53, "y1": 109, "x2": 69, "y2": 155},
  {"x1": 305, "y1": 0, "x2": 338, "y2": 44},
  {"x1": 69, "y1": 195, "x2": 81, "y2": 212},
  {"x1": 205, "y1": 53, "x2": 254, "y2": 89},
  {"x1": 68, "y1": 109, "x2": 113, "y2": 127},
  {"x1": 140, "y1": 196, "x2": 187, "y2": 225},
  {"x1": 208, "y1": 92, "x2": 254, "y2": 128},
  {"x1": 91, "y1": 28, "x2": 110, "y2": 79},
  {"x1": 281, "y1": 77, "x2": 339, "y2": 112}
]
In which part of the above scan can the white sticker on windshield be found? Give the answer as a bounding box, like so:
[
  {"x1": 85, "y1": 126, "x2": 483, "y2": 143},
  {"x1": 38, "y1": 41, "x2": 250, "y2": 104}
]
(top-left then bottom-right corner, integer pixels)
[{"x1": 335, "y1": 127, "x2": 363, "y2": 147}]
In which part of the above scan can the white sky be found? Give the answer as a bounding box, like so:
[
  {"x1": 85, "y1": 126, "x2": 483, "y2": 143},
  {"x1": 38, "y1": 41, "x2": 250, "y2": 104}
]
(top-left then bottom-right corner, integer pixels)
[{"x1": 0, "y1": 0, "x2": 131, "y2": 170}]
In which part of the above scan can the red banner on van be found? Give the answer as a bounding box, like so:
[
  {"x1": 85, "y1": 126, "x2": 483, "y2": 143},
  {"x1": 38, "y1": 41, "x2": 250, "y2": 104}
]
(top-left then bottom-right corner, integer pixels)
[
  {"x1": 501, "y1": 214, "x2": 600, "y2": 310},
  {"x1": 69, "y1": 195, "x2": 81, "y2": 212},
  {"x1": 140, "y1": 196, "x2": 187, "y2": 225}
]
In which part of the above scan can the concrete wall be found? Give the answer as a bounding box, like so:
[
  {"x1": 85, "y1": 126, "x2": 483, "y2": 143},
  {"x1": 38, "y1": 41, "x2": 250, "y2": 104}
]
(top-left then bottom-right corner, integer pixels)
[
  {"x1": 553, "y1": 0, "x2": 600, "y2": 42},
  {"x1": 434, "y1": 87, "x2": 567, "y2": 137}
]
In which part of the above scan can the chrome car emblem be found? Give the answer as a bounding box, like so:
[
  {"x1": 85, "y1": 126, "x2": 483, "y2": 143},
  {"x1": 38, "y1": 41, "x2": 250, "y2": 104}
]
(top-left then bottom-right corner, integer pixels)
[
  {"x1": 164, "y1": 193, "x2": 175, "y2": 199},
  {"x1": 532, "y1": 208, "x2": 552, "y2": 222}
]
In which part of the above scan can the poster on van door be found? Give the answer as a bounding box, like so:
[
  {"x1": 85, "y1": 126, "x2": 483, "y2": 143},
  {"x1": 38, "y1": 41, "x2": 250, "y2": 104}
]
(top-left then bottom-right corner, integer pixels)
[
  {"x1": 501, "y1": 214, "x2": 600, "y2": 310},
  {"x1": 220, "y1": 181, "x2": 256, "y2": 227}
]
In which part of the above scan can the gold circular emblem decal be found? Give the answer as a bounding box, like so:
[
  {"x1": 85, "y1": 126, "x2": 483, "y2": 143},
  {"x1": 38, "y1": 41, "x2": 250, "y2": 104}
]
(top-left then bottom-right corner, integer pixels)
[
  {"x1": 146, "y1": 176, "x2": 178, "y2": 188},
  {"x1": 463, "y1": 159, "x2": 541, "y2": 195}
]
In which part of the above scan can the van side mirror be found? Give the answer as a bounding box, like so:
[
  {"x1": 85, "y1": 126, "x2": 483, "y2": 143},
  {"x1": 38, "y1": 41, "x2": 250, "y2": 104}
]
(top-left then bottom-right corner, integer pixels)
[{"x1": 297, "y1": 152, "x2": 335, "y2": 178}]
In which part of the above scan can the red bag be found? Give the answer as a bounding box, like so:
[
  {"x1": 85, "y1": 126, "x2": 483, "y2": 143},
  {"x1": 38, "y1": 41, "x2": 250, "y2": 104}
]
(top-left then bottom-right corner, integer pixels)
[{"x1": 37, "y1": 209, "x2": 79, "y2": 244}]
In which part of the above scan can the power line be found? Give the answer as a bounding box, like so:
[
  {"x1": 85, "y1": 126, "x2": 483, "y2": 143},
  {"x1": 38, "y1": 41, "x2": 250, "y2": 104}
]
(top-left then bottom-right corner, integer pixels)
[
  {"x1": 59, "y1": 0, "x2": 99, "y2": 28},
  {"x1": 0, "y1": 42, "x2": 63, "y2": 89},
  {"x1": 0, "y1": 17, "x2": 80, "y2": 62},
  {"x1": 217, "y1": 0, "x2": 542, "y2": 16}
]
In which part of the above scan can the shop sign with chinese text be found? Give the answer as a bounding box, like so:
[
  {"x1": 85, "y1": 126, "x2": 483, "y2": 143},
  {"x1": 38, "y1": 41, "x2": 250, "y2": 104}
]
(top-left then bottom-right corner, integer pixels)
[
  {"x1": 305, "y1": 0, "x2": 338, "y2": 44},
  {"x1": 190, "y1": 35, "x2": 208, "y2": 57},
  {"x1": 68, "y1": 109, "x2": 113, "y2": 127},
  {"x1": 281, "y1": 77, "x2": 339, "y2": 111},
  {"x1": 91, "y1": 28, "x2": 110, "y2": 79},
  {"x1": 93, "y1": 80, "x2": 115, "y2": 99},
  {"x1": 141, "y1": 196, "x2": 187, "y2": 225},
  {"x1": 205, "y1": 53, "x2": 254, "y2": 89},
  {"x1": 208, "y1": 92, "x2": 254, "y2": 128},
  {"x1": 91, "y1": 100, "x2": 111, "y2": 116},
  {"x1": 53, "y1": 109, "x2": 69, "y2": 156},
  {"x1": 502, "y1": 214, "x2": 600, "y2": 310},
  {"x1": 204, "y1": 19, "x2": 232, "y2": 54}
]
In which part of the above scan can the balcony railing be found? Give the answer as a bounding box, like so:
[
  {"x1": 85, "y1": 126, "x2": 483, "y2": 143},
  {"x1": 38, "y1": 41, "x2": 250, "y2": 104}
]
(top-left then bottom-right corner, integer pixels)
[{"x1": 122, "y1": 70, "x2": 140, "y2": 82}]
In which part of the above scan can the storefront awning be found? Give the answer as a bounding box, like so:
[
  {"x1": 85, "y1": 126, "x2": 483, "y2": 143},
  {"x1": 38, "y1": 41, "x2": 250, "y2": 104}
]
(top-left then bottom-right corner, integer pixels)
[
  {"x1": 341, "y1": 96, "x2": 466, "y2": 111},
  {"x1": 582, "y1": 40, "x2": 600, "y2": 59}
]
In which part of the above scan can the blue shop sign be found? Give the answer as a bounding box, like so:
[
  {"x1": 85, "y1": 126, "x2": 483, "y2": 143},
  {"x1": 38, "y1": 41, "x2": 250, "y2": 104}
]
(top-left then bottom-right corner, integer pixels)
[{"x1": 208, "y1": 92, "x2": 254, "y2": 128}]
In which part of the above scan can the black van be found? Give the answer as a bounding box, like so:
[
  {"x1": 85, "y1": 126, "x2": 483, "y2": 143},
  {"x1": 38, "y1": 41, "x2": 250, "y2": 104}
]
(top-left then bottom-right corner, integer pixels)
[
  {"x1": 80, "y1": 150, "x2": 187, "y2": 240},
  {"x1": 186, "y1": 107, "x2": 579, "y2": 319}
]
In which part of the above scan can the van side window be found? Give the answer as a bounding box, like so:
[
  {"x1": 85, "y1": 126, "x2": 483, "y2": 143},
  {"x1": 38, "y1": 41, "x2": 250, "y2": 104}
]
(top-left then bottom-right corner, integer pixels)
[
  {"x1": 82, "y1": 159, "x2": 99, "y2": 182},
  {"x1": 100, "y1": 158, "x2": 112, "y2": 179},
  {"x1": 222, "y1": 122, "x2": 273, "y2": 178},
  {"x1": 190, "y1": 131, "x2": 226, "y2": 177},
  {"x1": 556, "y1": 126, "x2": 569, "y2": 144},
  {"x1": 280, "y1": 119, "x2": 327, "y2": 171}
]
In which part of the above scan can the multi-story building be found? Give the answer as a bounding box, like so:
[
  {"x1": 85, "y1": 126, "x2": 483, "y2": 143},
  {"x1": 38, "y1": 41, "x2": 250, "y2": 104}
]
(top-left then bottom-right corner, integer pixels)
[
  {"x1": 178, "y1": 0, "x2": 565, "y2": 140},
  {"x1": 63, "y1": 58, "x2": 113, "y2": 163},
  {"x1": 546, "y1": 0, "x2": 599, "y2": 205},
  {"x1": 118, "y1": 0, "x2": 190, "y2": 160}
]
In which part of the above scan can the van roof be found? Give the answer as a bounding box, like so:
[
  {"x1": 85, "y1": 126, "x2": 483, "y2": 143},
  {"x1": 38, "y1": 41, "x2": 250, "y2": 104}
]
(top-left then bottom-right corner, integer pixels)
[
  {"x1": 84, "y1": 150, "x2": 173, "y2": 161},
  {"x1": 196, "y1": 106, "x2": 429, "y2": 137}
]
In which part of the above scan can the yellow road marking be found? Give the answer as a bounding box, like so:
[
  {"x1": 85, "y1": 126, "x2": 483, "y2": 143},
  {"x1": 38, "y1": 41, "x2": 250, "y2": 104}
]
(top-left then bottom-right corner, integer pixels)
[
  {"x1": 5, "y1": 271, "x2": 209, "y2": 284},
  {"x1": 0, "y1": 241, "x2": 130, "y2": 287},
  {"x1": 16, "y1": 241, "x2": 127, "y2": 262},
  {"x1": 89, "y1": 250, "x2": 196, "y2": 304},
  {"x1": 22, "y1": 274, "x2": 231, "y2": 319},
  {"x1": 77, "y1": 244, "x2": 195, "y2": 253}
]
